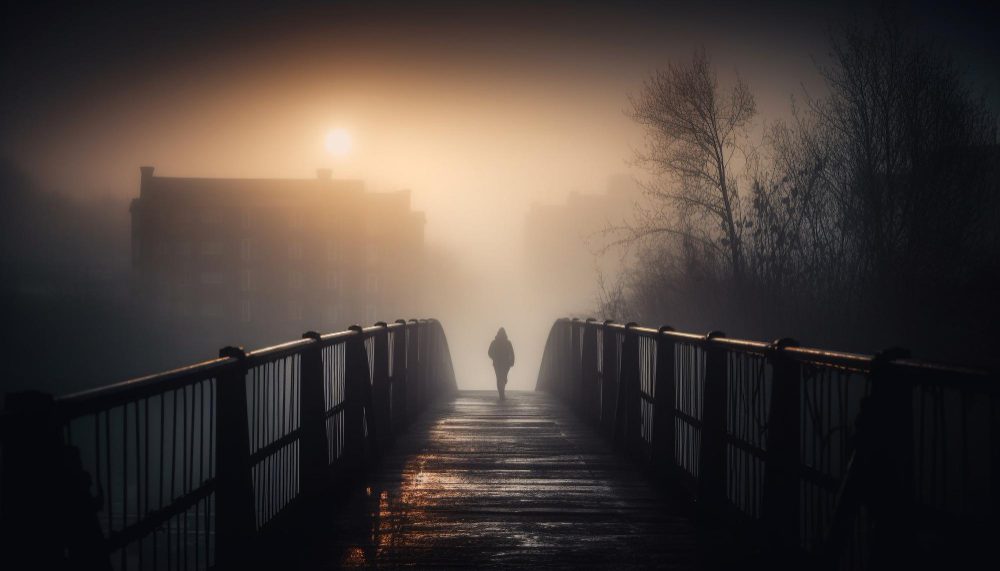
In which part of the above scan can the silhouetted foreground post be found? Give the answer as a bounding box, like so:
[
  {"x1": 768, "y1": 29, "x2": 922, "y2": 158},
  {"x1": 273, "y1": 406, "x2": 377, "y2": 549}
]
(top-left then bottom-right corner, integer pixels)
[
  {"x1": 0, "y1": 319, "x2": 456, "y2": 570},
  {"x1": 535, "y1": 318, "x2": 999, "y2": 569},
  {"x1": 214, "y1": 346, "x2": 255, "y2": 566}
]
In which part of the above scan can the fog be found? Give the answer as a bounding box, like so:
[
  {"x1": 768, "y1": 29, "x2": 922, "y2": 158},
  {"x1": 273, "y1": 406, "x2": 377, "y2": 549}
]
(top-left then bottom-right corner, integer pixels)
[{"x1": 2, "y1": 1, "x2": 998, "y2": 395}]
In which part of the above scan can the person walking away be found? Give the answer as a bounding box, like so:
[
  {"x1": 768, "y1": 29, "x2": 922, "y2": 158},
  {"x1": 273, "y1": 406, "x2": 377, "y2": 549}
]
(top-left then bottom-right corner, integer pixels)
[{"x1": 488, "y1": 328, "x2": 515, "y2": 401}]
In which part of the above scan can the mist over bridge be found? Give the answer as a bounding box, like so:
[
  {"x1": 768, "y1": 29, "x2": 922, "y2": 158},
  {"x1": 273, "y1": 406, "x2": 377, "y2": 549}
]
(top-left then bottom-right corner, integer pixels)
[{"x1": 1, "y1": 318, "x2": 996, "y2": 569}]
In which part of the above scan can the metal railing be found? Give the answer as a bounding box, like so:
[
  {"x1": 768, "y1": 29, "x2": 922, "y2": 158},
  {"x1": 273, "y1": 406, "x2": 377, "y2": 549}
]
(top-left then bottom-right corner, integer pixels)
[
  {"x1": 1, "y1": 319, "x2": 457, "y2": 570},
  {"x1": 536, "y1": 318, "x2": 999, "y2": 569}
]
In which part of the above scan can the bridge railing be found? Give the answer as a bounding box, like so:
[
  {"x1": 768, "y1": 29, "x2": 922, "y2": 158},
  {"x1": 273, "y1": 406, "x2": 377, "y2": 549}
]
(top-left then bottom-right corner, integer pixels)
[
  {"x1": 536, "y1": 318, "x2": 998, "y2": 569},
  {"x1": 0, "y1": 318, "x2": 457, "y2": 570}
]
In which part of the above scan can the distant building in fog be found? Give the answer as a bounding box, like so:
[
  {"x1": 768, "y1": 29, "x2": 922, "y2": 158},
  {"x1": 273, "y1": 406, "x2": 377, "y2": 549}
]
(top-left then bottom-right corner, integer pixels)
[
  {"x1": 524, "y1": 175, "x2": 641, "y2": 315},
  {"x1": 130, "y1": 167, "x2": 424, "y2": 342}
]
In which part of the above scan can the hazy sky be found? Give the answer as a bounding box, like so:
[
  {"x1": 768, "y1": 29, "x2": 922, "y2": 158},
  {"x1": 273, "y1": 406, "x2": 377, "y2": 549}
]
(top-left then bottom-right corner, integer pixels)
[
  {"x1": 3, "y1": 0, "x2": 998, "y2": 388},
  {"x1": 4, "y1": 1, "x2": 997, "y2": 243}
]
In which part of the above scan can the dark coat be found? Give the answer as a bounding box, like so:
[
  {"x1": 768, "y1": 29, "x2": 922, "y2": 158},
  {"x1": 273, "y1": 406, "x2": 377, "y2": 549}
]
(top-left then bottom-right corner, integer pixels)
[{"x1": 488, "y1": 329, "x2": 515, "y2": 370}]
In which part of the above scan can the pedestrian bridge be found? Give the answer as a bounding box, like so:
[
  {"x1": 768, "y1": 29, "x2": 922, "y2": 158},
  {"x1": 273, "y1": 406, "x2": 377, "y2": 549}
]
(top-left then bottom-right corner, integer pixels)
[{"x1": 1, "y1": 319, "x2": 996, "y2": 569}]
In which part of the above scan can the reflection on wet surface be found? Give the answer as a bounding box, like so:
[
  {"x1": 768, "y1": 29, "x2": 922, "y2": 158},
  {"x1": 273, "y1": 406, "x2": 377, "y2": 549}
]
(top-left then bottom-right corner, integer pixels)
[{"x1": 316, "y1": 390, "x2": 704, "y2": 568}]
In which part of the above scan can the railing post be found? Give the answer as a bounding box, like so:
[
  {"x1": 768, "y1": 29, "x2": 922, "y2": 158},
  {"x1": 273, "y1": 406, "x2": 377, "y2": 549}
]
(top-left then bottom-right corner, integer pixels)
[
  {"x1": 344, "y1": 326, "x2": 375, "y2": 469},
  {"x1": 423, "y1": 321, "x2": 435, "y2": 398},
  {"x1": 299, "y1": 332, "x2": 330, "y2": 498},
  {"x1": 581, "y1": 319, "x2": 599, "y2": 421},
  {"x1": 419, "y1": 320, "x2": 429, "y2": 406},
  {"x1": 536, "y1": 322, "x2": 558, "y2": 393},
  {"x1": 569, "y1": 319, "x2": 581, "y2": 405},
  {"x1": 392, "y1": 319, "x2": 409, "y2": 430},
  {"x1": 763, "y1": 338, "x2": 801, "y2": 559},
  {"x1": 559, "y1": 319, "x2": 576, "y2": 402},
  {"x1": 215, "y1": 346, "x2": 256, "y2": 568},
  {"x1": 371, "y1": 322, "x2": 392, "y2": 445},
  {"x1": 407, "y1": 319, "x2": 421, "y2": 417},
  {"x1": 429, "y1": 320, "x2": 443, "y2": 397},
  {"x1": 1, "y1": 392, "x2": 110, "y2": 570},
  {"x1": 601, "y1": 320, "x2": 618, "y2": 435},
  {"x1": 864, "y1": 348, "x2": 915, "y2": 568},
  {"x1": 698, "y1": 331, "x2": 727, "y2": 513},
  {"x1": 554, "y1": 320, "x2": 566, "y2": 397},
  {"x1": 435, "y1": 319, "x2": 458, "y2": 394},
  {"x1": 652, "y1": 326, "x2": 677, "y2": 475},
  {"x1": 615, "y1": 323, "x2": 641, "y2": 455}
]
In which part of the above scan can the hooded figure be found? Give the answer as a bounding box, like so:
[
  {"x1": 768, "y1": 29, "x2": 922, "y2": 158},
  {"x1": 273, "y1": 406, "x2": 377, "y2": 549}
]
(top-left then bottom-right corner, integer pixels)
[{"x1": 488, "y1": 327, "x2": 515, "y2": 401}]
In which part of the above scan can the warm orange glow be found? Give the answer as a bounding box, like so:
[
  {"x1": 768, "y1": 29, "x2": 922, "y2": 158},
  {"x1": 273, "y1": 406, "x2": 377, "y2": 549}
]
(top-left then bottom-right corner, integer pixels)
[{"x1": 325, "y1": 128, "x2": 352, "y2": 157}]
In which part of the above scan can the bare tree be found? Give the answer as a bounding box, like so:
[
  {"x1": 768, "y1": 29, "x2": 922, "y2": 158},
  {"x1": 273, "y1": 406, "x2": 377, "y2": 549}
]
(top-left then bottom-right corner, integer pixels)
[
  {"x1": 803, "y1": 12, "x2": 995, "y2": 318},
  {"x1": 756, "y1": 9, "x2": 999, "y2": 350},
  {"x1": 625, "y1": 49, "x2": 758, "y2": 285},
  {"x1": 608, "y1": 14, "x2": 999, "y2": 360}
]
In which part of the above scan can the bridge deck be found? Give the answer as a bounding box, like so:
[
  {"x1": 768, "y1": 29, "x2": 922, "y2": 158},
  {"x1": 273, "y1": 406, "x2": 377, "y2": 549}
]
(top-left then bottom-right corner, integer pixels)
[{"x1": 290, "y1": 390, "x2": 729, "y2": 569}]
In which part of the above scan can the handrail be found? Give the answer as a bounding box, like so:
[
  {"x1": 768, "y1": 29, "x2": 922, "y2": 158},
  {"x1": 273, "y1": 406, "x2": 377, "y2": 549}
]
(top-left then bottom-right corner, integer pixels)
[
  {"x1": 0, "y1": 318, "x2": 458, "y2": 570},
  {"x1": 536, "y1": 317, "x2": 998, "y2": 569},
  {"x1": 58, "y1": 357, "x2": 236, "y2": 417},
  {"x1": 546, "y1": 316, "x2": 994, "y2": 380}
]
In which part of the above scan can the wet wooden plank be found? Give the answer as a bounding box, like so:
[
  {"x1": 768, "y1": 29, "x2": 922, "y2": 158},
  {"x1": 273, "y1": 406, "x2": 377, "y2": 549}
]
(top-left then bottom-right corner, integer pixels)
[{"x1": 300, "y1": 390, "x2": 713, "y2": 569}]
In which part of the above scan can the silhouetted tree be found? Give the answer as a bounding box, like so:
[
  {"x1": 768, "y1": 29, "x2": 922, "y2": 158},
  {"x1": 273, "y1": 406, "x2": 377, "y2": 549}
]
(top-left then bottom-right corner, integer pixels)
[
  {"x1": 611, "y1": 11, "x2": 1000, "y2": 362},
  {"x1": 763, "y1": 10, "x2": 1000, "y2": 348},
  {"x1": 624, "y1": 49, "x2": 757, "y2": 287}
]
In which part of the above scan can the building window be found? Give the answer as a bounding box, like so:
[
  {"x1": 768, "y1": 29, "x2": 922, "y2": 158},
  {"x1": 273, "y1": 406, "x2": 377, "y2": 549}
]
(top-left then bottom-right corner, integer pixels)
[
  {"x1": 365, "y1": 304, "x2": 377, "y2": 324},
  {"x1": 366, "y1": 274, "x2": 379, "y2": 294},
  {"x1": 366, "y1": 243, "x2": 379, "y2": 266},
  {"x1": 288, "y1": 301, "x2": 303, "y2": 321},
  {"x1": 326, "y1": 270, "x2": 340, "y2": 291},
  {"x1": 289, "y1": 271, "x2": 303, "y2": 290},
  {"x1": 240, "y1": 270, "x2": 253, "y2": 292},
  {"x1": 240, "y1": 238, "x2": 253, "y2": 261},
  {"x1": 241, "y1": 209, "x2": 253, "y2": 230},
  {"x1": 240, "y1": 299, "x2": 252, "y2": 323},
  {"x1": 288, "y1": 242, "x2": 303, "y2": 259}
]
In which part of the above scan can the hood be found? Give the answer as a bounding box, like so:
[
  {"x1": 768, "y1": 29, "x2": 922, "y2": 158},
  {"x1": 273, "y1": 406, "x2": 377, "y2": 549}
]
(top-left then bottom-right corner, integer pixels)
[{"x1": 496, "y1": 327, "x2": 507, "y2": 340}]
